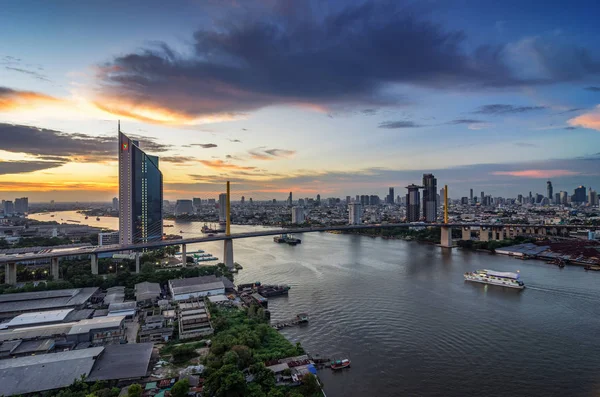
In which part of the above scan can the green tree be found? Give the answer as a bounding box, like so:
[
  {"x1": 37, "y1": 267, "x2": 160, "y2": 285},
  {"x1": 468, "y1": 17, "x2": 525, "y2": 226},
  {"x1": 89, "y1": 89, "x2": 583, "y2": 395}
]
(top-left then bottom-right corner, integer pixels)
[
  {"x1": 170, "y1": 379, "x2": 190, "y2": 397},
  {"x1": 267, "y1": 389, "x2": 285, "y2": 397},
  {"x1": 127, "y1": 384, "x2": 142, "y2": 397},
  {"x1": 299, "y1": 374, "x2": 320, "y2": 396}
]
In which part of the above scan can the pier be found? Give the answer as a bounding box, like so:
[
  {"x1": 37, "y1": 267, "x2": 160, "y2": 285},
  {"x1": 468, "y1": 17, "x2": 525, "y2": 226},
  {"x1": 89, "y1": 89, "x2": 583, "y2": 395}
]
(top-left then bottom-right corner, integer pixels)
[{"x1": 271, "y1": 313, "x2": 309, "y2": 329}]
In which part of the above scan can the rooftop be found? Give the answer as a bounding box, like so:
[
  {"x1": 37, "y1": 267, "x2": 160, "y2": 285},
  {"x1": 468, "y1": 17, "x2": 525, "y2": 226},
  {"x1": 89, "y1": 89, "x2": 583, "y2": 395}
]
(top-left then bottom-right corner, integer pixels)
[
  {"x1": 87, "y1": 343, "x2": 153, "y2": 381},
  {"x1": 0, "y1": 287, "x2": 99, "y2": 316},
  {"x1": 172, "y1": 281, "x2": 225, "y2": 296},
  {"x1": 1, "y1": 308, "x2": 74, "y2": 329},
  {"x1": 68, "y1": 316, "x2": 125, "y2": 335},
  {"x1": 0, "y1": 347, "x2": 104, "y2": 396}
]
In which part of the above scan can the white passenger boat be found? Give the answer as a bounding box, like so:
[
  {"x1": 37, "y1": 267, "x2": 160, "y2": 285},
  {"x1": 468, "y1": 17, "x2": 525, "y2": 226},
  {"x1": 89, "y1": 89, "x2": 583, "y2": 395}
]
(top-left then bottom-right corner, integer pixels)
[{"x1": 464, "y1": 269, "x2": 525, "y2": 289}]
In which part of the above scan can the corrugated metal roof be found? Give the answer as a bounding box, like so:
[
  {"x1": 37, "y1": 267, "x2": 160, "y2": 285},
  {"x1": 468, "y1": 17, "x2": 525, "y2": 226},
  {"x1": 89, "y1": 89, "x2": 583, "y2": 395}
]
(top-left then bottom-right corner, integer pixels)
[
  {"x1": 87, "y1": 343, "x2": 153, "y2": 381},
  {"x1": 68, "y1": 316, "x2": 125, "y2": 335},
  {"x1": 0, "y1": 287, "x2": 99, "y2": 315},
  {"x1": 3, "y1": 308, "x2": 74, "y2": 328},
  {"x1": 172, "y1": 281, "x2": 225, "y2": 296},
  {"x1": 0, "y1": 347, "x2": 103, "y2": 396}
]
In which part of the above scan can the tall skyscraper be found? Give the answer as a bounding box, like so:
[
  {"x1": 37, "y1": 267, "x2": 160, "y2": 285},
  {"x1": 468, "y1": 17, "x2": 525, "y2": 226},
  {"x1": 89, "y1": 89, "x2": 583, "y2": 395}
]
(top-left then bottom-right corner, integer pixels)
[
  {"x1": 554, "y1": 193, "x2": 560, "y2": 205},
  {"x1": 288, "y1": 192, "x2": 293, "y2": 206},
  {"x1": 470, "y1": 189, "x2": 473, "y2": 202},
  {"x1": 218, "y1": 193, "x2": 227, "y2": 222},
  {"x1": 3, "y1": 200, "x2": 14, "y2": 216},
  {"x1": 588, "y1": 189, "x2": 598, "y2": 206},
  {"x1": 240, "y1": 196, "x2": 245, "y2": 206},
  {"x1": 547, "y1": 181, "x2": 553, "y2": 201},
  {"x1": 348, "y1": 202, "x2": 362, "y2": 225},
  {"x1": 14, "y1": 197, "x2": 28, "y2": 214},
  {"x1": 481, "y1": 191, "x2": 485, "y2": 203},
  {"x1": 292, "y1": 207, "x2": 305, "y2": 224},
  {"x1": 387, "y1": 187, "x2": 395, "y2": 204},
  {"x1": 316, "y1": 194, "x2": 321, "y2": 204},
  {"x1": 118, "y1": 126, "x2": 163, "y2": 245},
  {"x1": 422, "y1": 174, "x2": 437, "y2": 222},
  {"x1": 112, "y1": 197, "x2": 119, "y2": 211},
  {"x1": 193, "y1": 197, "x2": 201, "y2": 210},
  {"x1": 573, "y1": 186, "x2": 587, "y2": 204},
  {"x1": 406, "y1": 184, "x2": 421, "y2": 222},
  {"x1": 559, "y1": 191, "x2": 568, "y2": 205}
]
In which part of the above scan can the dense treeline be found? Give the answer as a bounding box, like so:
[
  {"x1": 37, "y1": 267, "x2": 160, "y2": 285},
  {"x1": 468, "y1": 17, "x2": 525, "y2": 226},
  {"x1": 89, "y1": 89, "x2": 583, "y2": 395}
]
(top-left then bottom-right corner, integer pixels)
[{"x1": 202, "y1": 304, "x2": 321, "y2": 397}]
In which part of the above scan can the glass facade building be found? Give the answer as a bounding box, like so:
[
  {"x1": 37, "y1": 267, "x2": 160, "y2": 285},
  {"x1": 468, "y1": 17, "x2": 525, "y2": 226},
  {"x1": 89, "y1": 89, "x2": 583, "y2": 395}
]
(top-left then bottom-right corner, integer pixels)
[{"x1": 119, "y1": 130, "x2": 163, "y2": 245}]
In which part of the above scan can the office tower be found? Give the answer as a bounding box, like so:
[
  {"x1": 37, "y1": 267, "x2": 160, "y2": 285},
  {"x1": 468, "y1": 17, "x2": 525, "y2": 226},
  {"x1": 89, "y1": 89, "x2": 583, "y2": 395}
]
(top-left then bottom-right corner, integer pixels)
[
  {"x1": 111, "y1": 197, "x2": 119, "y2": 211},
  {"x1": 3, "y1": 200, "x2": 14, "y2": 215},
  {"x1": 14, "y1": 197, "x2": 28, "y2": 214},
  {"x1": 422, "y1": 174, "x2": 437, "y2": 222},
  {"x1": 240, "y1": 196, "x2": 245, "y2": 206},
  {"x1": 470, "y1": 189, "x2": 473, "y2": 202},
  {"x1": 547, "y1": 181, "x2": 553, "y2": 201},
  {"x1": 461, "y1": 197, "x2": 469, "y2": 205},
  {"x1": 573, "y1": 186, "x2": 587, "y2": 203},
  {"x1": 348, "y1": 202, "x2": 362, "y2": 225},
  {"x1": 554, "y1": 193, "x2": 560, "y2": 205},
  {"x1": 193, "y1": 197, "x2": 201, "y2": 210},
  {"x1": 288, "y1": 192, "x2": 293, "y2": 206},
  {"x1": 218, "y1": 193, "x2": 227, "y2": 222},
  {"x1": 559, "y1": 191, "x2": 568, "y2": 205},
  {"x1": 316, "y1": 194, "x2": 321, "y2": 204},
  {"x1": 589, "y1": 189, "x2": 598, "y2": 206},
  {"x1": 272, "y1": 198, "x2": 276, "y2": 204},
  {"x1": 175, "y1": 199, "x2": 194, "y2": 215},
  {"x1": 481, "y1": 191, "x2": 485, "y2": 203},
  {"x1": 207, "y1": 198, "x2": 216, "y2": 205},
  {"x1": 292, "y1": 206, "x2": 305, "y2": 224},
  {"x1": 298, "y1": 198, "x2": 305, "y2": 206},
  {"x1": 355, "y1": 195, "x2": 359, "y2": 203},
  {"x1": 119, "y1": 127, "x2": 163, "y2": 245},
  {"x1": 535, "y1": 194, "x2": 544, "y2": 204},
  {"x1": 406, "y1": 184, "x2": 421, "y2": 222},
  {"x1": 387, "y1": 187, "x2": 395, "y2": 204},
  {"x1": 346, "y1": 195, "x2": 351, "y2": 204},
  {"x1": 517, "y1": 194, "x2": 523, "y2": 204},
  {"x1": 369, "y1": 195, "x2": 380, "y2": 205}
]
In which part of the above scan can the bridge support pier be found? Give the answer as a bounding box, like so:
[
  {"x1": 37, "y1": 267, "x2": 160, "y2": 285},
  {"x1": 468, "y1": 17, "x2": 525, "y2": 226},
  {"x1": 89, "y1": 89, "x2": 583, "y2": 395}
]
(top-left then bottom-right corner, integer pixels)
[
  {"x1": 480, "y1": 227, "x2": 489, "y2": 242},
  {"x1": 223, "y1": 239, "x2": 234, "y2": 270},
  {"x1": 51, "y1": 257, "x2": 60, "y2": 280},
  {"x1": 91, "y1": 254, "x2": 98, "y2": 275},
  {"x1": 4, "y1": 263, "x2": 17, "y2": 285},
  {"x1": 461, "y1": 227, "x2": 471, "y2": 241},
  {"x1": 181, "y1": 244, "x2": 187, "y2": 265},
  {"x1": 496, "y1": 228, "x2": 504, "y2": 241},
  {"x1": 440, "y1": 226, "x2": 453, "y2": 248},
  {"x1": 135, "y1": 252, "x2": 140, "y2": 273}
]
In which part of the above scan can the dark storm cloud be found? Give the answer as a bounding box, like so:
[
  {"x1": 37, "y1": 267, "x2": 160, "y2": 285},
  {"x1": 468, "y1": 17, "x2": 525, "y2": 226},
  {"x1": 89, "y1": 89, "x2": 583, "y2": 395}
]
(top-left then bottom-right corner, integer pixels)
[
  {"x1": 584, "y1": 86, "x2": 600, "y2": 91},
  {"x1": 447, "y1": 119, "x2": 485, "y2": 124},
  {"x1": 0, "y1": 123, "x2": 168, "y2": 162},
  {"x1": 378, "y1": 121, "x2": 422, "y2": 129},
  {"x1": 473, "y1": 104, "x2": 547, "y2": 115},
  {"x1": 189, "y1": 143, "x2": 218, "y2": 148},
  {"x1": 0, "y1": 160, "x2": 65, "y2": 175}
]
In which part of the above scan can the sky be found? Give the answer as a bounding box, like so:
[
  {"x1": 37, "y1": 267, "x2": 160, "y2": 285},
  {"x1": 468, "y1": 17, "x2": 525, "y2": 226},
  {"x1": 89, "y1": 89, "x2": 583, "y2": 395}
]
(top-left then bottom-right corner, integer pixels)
[{"x1": 1, "y1": 0, "x2": 600, "y2": 202}]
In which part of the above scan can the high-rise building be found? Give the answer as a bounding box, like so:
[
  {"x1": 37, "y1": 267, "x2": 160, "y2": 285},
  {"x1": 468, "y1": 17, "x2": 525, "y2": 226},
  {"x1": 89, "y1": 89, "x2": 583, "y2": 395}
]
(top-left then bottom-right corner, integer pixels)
[
  {"x1": 218, "y1": 193, "x2": 227, "y2": 222},
  {"x1": 560, "y1": 191, "x2": 568, "y2": 205},
  {"x1": 193, "y1": 197, "x2": 201, "y2": 210},
  {"x1": 207, "y1": 198, "x2": 216, "y2": 205},
  {"x1": 554, "y1": 193, "x2": 560, "y2": 205},
  {"x1": 461, "y1": 197, "x2": 469, "y2": 205},
  {"x1": 406, "y1": 184, "x2": 421, "y2": 222},
  {"x1": 346, "y1": 195, "x2": 351, "y2": 204},
  {"x1": 422, "y1": 174, "x2": 437, "y2": 222},
  {"x1": 14, "y1": 197, "x2": 28, "y2": 214},
  {"x1": 287, "y1": 192, "x2": 293, "y2": 206},
  {"x1": 119, "y1": 127, "x2": 163, "y2": 245},
  {"x1": 249, "y1": 198, "x2": 253, "y2": 205},
  {"x1": 316, "y1": 194, "x2": 321, "y2": 204},
  {"x1": 369, "y1": 195, "x2": 380, "y2": 206},
  {"x1": 240, "y1": 196, "x2": 245, "y2": 206},
  {"x1": 573, "y1": 186, "x2": 587, "y2": 204},
  {"x1": 589, "y1": 189, "x2": 598, "y2": 206},
  {"x1": 3, "y1": 200, "x2": 14, "y2": 216},
  {"x1": 298, "y1": 198, "x2": 305, "y2": 206},
  {"x1": 348, "y1": 202, "x2": 362, "y2": 225},
  {"x1": 470, "y1": 189, "x2": 473, "y2": 202},
  {"x1": 387, "y1": 187, "x2": 395, "y2": 204},
  {"x1": 546, "y1": 181, "x2": 553, "y2": 202},
  {"x1": 517, "y1": 194, "x2": 523, "y2": 204},
  {"x1": 175, "y1": 199, "x2": 194, "y2": 215},
  {"x1": 292, "y1": 207, "x2": 305, "y2": 224},
  {"x1": 481, "y1": 191, "x2": 485, "y2": 203},
  {"x1": 112, "y1": 197, "x2": 119, "y2": 211}
]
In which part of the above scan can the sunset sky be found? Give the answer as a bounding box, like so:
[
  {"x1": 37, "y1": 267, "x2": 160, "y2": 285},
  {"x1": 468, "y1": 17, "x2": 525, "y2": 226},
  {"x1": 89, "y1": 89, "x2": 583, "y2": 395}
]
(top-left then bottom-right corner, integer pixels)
[{"x1": 1, "y1": 0, "x2": 600, "y2": 202}]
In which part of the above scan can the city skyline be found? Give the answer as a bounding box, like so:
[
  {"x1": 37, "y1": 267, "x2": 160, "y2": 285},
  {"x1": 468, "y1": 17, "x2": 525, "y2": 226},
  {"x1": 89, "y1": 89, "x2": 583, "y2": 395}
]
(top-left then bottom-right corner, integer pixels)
[{"x1": 1, "y1": 0, "x2": 600, "y2": 201}]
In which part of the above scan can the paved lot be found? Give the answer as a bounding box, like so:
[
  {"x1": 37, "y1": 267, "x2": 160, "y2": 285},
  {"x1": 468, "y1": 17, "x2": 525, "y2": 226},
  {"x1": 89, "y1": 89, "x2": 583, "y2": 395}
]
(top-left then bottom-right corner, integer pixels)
[{"x1": 124, "y1": 317, "x2": 139, "y2": 343}]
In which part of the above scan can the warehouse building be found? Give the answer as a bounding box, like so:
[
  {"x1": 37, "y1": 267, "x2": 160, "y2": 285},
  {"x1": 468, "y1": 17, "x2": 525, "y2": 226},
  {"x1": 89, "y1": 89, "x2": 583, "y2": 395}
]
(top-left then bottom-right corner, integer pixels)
[
  {"x1": 168, "y1": 276, "x2": 226, "y2": 301},
  {"x1": 135, "y1": 281, "x2": 161, "y2": 302},
  {"x1": 0, "y1": 287, "x2": 99, "y2": 319}
]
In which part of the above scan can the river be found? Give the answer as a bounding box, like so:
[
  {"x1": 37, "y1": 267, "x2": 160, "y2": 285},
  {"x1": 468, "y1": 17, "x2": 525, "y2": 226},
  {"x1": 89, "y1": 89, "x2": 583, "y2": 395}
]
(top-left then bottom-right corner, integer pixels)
[{"x1": 29, "y1": 212, "x2": 600, "y2": 396}]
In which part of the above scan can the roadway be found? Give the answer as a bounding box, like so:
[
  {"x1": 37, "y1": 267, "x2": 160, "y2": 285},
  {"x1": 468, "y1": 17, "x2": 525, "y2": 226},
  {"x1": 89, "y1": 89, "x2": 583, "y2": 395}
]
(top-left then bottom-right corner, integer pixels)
[{"x1": 0, "y1": 222, "x2": 596, "y2": 264}]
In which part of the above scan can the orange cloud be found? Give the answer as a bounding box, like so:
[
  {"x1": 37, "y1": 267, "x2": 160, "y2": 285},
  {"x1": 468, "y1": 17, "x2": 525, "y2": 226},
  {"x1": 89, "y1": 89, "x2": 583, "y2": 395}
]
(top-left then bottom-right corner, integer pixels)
[
  {"x1": 568, "y1": 105, "x2": 600, "y2": 130},
  {"x1": 0, "y1": 180, "x2": 116, "y2": 192},
  {"x1": 199, "y1": 159, "x2": 256, "y2": 171},
  {"x1": 0, "y1": 87, "x2": 62, "y2": 111},
  {"x1": 491, "y1": 170, "x2": 580, "y2": 178}
]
